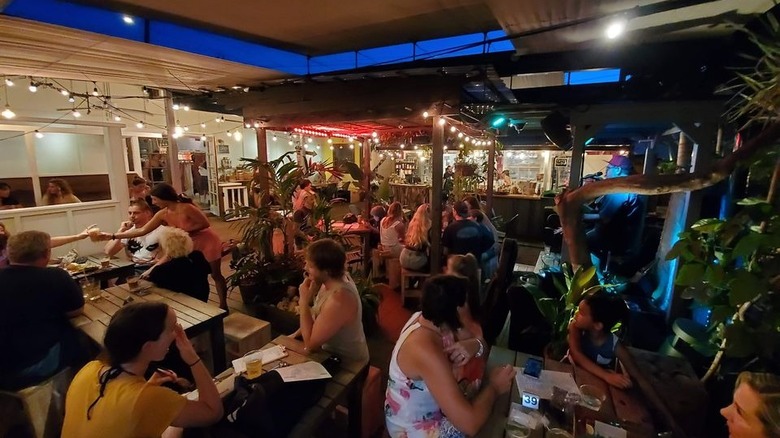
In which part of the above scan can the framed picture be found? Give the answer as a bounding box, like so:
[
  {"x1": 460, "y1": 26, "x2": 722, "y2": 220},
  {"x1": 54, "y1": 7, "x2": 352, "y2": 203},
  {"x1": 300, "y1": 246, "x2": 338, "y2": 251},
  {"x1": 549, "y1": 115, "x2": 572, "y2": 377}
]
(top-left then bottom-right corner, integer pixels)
[{"x1": 218, "y1": 143, "x2": 230, "y2": 154}]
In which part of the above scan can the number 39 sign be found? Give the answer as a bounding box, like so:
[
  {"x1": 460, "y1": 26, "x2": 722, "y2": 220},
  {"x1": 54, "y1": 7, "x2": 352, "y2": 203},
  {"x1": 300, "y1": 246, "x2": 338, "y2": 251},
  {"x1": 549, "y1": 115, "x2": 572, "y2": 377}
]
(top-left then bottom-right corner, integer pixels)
[{"x1": 521, "y1": 392, "x2": 540, "y2": 410}]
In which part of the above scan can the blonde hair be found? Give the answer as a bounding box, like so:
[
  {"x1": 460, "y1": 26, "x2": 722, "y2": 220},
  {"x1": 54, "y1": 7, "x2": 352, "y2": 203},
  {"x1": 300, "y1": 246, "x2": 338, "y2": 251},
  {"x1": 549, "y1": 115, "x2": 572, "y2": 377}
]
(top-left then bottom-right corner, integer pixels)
[
  {"x1": 736, "y1": 372, "x2": 780, "y2": 437},
  {"x1": 8, "y1": 230, "x2": 50, "y2": 264},
  {"x1": 47, "y1": 178, "x2": 73, "y2": 195},
  {"x1": 406, "y1": 204, "x2": 431, "y2": 249},
  {"x1": 159, "y1": 228, "x2": 193, "y2": 259}
]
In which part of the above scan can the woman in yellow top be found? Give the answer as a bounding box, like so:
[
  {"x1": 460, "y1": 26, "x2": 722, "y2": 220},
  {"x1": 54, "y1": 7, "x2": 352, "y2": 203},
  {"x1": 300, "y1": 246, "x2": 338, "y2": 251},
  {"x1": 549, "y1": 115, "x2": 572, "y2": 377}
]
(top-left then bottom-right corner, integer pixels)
[{"x1": 62, "y1": 302, "x2": 223, "y2": 438}]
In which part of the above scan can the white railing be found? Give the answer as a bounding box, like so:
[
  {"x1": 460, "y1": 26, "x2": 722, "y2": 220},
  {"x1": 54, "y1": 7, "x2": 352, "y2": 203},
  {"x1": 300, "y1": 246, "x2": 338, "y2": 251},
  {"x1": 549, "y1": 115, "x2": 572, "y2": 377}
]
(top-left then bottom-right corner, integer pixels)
[
  {"x1": 0, "y1": 200, "x2": 125, "y2": 257},
  {"x1": 219, "y1": 183, "x2": 249, "y2": 220}
]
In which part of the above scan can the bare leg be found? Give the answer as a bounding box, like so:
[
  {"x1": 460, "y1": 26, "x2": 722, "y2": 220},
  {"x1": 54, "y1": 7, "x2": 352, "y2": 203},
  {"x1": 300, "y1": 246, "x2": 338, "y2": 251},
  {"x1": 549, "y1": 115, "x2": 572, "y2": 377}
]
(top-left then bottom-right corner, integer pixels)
[{"x1": 210, "y1": 259, "x2": 228, "y2": 311}]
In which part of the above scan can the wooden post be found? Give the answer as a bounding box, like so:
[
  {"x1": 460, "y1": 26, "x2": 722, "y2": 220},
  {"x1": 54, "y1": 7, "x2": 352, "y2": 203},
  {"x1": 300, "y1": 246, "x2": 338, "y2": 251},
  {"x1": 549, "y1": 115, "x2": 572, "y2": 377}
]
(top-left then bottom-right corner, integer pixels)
[
  {"x1": 430, "y1": 118, "x2": 445, "y2": 274},
  {"x1": 254, "y1": 128, "x2": 269, "y2": 204},
  {"x1": 362, "y1": 138, "x2": 371, "y2": 218},
  {"x1": 486, "y1": 138, "x2": 495, "y2": 214},
  {"x1": 163, "y1": 91, "x2": 182, "y2": 192}
]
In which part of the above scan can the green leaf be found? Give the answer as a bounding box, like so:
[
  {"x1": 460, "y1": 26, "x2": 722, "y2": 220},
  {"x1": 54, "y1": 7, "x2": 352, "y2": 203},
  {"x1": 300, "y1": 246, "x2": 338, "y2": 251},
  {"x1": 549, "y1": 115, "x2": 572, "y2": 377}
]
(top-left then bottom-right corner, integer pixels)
[
  {"x1": 675, "y1": 263, "x2": 706, "y2": 286},
  {"x1": 737, "y1": 197, "x2": 770, "y2": 206},
  {"x1": 338, "y1": 161, "x2": 364, "y2": 181},
  {"x1": 704, "y1": 264, "x2": 726, "y2": 286},
  {"x1": 665, "y1": 240, "x2": 688, "y2": 261},
  {"x1": 691, "y1": 218, "x2": 724, "y2": 233},
  {"x1": 681, "y1": 284, "x2": 708, "y2": 301},
  {"x1": 729, "y1": 271, "x2": 763, "y2": 306},
  {"x1": 709, "y1": 305, "x2": 735, "y2": 329},
  {"x1": 733, "y1": 233, "x2": 764, "y2": 259}
]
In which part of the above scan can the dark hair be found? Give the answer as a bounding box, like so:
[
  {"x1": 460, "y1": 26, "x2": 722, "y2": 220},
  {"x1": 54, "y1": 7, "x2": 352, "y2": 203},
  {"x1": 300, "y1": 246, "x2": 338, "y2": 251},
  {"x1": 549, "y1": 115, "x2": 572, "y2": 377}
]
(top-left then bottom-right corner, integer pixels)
[
  {"x1": 453, "y1": 200, "x2": 469, "y2": 218},
  {"x1": 299, "y1": 180, "x2": 312, "y2": 189},
  {"x1": 306, "y1": 238, "x2": 346, "y2": 279},
  {"x1": 462, "y1": 196, "x2": 480, "y2": 211},
  {"x1": 0, "y1": 182, "x2": 10, "y2": 190},
  {"x1": 129, "y1": 198, "x2": 152, "y2": 212},
  {"x1": 150, "y1": 183, "x2": 192, "y2": 204},
  {"x1": 87, "y1": 302, "x2": 170, "y2": 419},
  {"x1": 583, "y1": 290, "x2": 628, "y2": 333},
  {"x1": 131, "y1": 176, "x2": 147, "y2": 187},
  {"x1": 421, "y1": 275, "x2": 468, "y2": 330}
]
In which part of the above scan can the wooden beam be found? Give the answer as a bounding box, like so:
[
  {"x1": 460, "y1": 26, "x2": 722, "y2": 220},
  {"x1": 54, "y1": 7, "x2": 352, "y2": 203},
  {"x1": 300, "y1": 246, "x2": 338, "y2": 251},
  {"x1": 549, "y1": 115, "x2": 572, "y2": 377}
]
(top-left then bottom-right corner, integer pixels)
[{"x1": 430, "y1": 118, "x2": 445, "y2": 274}]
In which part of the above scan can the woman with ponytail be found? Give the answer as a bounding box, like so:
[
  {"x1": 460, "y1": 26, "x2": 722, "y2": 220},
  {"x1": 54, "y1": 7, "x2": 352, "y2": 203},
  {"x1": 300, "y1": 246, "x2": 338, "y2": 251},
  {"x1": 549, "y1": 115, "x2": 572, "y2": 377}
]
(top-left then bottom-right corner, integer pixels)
[
  {"x1": 104, "y1": 183, "x2": 228, "y2": 310},
  {"x1": 62, "y1": 302, "x2": 222, "y2": 437}
]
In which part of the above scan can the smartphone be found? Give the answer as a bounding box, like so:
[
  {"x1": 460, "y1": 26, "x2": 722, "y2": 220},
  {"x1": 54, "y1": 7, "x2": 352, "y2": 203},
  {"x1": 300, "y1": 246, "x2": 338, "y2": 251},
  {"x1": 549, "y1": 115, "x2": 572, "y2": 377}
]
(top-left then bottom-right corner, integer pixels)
[{"x1": 523, "y1": 357, "x2": 542, "y2": 379}]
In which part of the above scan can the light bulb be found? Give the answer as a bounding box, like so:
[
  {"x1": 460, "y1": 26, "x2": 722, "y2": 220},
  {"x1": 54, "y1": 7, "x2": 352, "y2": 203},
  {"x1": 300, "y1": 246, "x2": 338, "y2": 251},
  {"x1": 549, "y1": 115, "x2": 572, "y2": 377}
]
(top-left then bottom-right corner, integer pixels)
[
  {"x1": 605, "y1": 20, "x2": 626, "y2": 39},
  {"x1": 182, "y1": 105, "x2": 190, "y2": 111},
  {"x1": 316, "y1": 145, "x2": 320, "y2": 149},
  {"x1": 272, "y1": 135, "x2": 278, "y2": 142},
  {"x1": 329, "y1": 146, "x2": 334, "y2": 150},
  {"x1": 253, "y1": 122, "x2": 260, "y2": 128},
  {"x1": 92, "y1": 87, "x2": 99, "y2": 97},
  {"x1": 2, "y1": 105, "x2": 16, "y2": 119},
  {"x1": 28, "y1": 82, "x2": 37, "y2": 93},
  {"x1": 234, "y1": 131, "x2": 242, "y2": 141},
  {"x1": 136, "y1": 121, "x2": 144, "y2": 128},
  {"x1": 307, "y1": 137, "x2": 312, "y2": 143},
  {"x1": 450, "y1": 126, "x2": 457, "y2": 132},
  {"x1": 349, "y1": 144, "x2": 354, "y2": 149},
  {"x1": 122, "y1": 15, "x2": 134, "y2": 24},
  {"x1": 327, "y1": 138, "x2": 333, "y2": 144},
  {"x1": 200, "y1": 134, "x2": 206, "y2": 141},
  {"x1": 114, "y1": 115, "x2": 121, "y2": 121},
  {"x1": 438, "y1": 118, "x2": 446, "y2": 126},
  {"x1": 371, "y1": 132, "x2": 377, "y2": 138},
  {"x1": 400, "y1": 144, "x2": 405, "y2": 149},
  {"x1": 172, "y1": 103, "x2": 180, "y2": 110},
  {"x1": 226, "y1": 130, "x2": 232, "y2": 138},
  {"x1": 215, "y1": 117, "x2": 221, "y2": 123},
  {"x1": 35, "y1": 130, "x2": 44, "y2": 138},
  {"x1": 304, "y1": 144, "x2": 309, "y2": 149},
  {"x1": 288, "y1": 140, "x2": 293, "y2": 146},
  {"x1": 60, "y1": 89, "x2": 69, "y2": 96},
  {"x1": 68, "y1": 96, "x2": 75, "y2": 103},
  {"x1": 422, "y1": 111, "x2": 429, "y2": 118},
  {"x1": 172, "y1": 132, "x2": 181, "y2": 139},
  {"x1": 4, "y1": 78, "x2": 13, "y2": 87},
  {"x1": 457, "y1": 132, "x2": 463, "y2": 138},
  {"x1": 200, "y1": 123, "x2": 206, "y2": 128},
  {"x1": 244, "y1": 123, "x2": 251, "y2": 128},
  {"x1": 184, "y1": 126, "x2": 189, "y2": 131},
  {"x1": 72, "y1": 109, "x2": 81, "y2": 118}
]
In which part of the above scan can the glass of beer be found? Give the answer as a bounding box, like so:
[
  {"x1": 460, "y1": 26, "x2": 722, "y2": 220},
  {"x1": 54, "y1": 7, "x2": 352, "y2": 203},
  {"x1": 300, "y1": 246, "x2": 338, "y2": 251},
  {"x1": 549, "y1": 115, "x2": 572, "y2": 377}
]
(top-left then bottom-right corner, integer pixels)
[
  {"x1": 245, "y1": 358, "x2": 263, "y2": 379},
  {"x1": 87, "y1": 227, "x2": 101, "y2": 242},
  {"x1": 100, "y1": 256, "x2": 111, "y2": 269},
  {"x1": 127, "y1": 276, "x2": 141, "y2": 291}
]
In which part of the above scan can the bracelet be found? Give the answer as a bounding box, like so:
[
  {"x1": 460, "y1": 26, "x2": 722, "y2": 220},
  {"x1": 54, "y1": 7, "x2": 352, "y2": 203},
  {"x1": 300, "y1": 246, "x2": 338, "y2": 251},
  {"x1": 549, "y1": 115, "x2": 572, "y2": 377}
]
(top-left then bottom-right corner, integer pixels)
[
  {"x1": 475, "y1": 338, "x2": 485, "y2": 358},
  {"x1": 186, "y1": 357, "x2": 201, "y2": 367}
]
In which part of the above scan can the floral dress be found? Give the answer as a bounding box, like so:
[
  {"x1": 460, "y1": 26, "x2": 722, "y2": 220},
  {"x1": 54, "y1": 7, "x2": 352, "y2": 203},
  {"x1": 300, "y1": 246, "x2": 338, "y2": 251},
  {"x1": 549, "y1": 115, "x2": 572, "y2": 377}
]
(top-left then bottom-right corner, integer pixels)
[{"x1": 385, "y1": 312, "x2": 464, "y2": 438}]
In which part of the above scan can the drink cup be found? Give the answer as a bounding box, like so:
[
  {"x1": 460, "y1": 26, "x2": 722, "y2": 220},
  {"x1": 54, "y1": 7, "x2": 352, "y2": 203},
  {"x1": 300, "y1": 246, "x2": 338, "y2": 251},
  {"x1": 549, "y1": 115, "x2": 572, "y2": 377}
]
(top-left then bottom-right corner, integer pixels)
[
  {"x1": 505, "y1": 423, "x2": 530, "y2": 438},
  {"x1": 100, "y1": 256, "x2": 111, "y2": 269},
  {"x1": 127, "y1": 276, "x2": 140, "y2": 291},
  {"x1": 87, "y1": 282, "x2": 102, "y2": 301},
  {"x1": 87, "y1": 227, "x2": 101, "y2": 242},
  {"x1": 579, "y1": 384, "x2": 606, "y2": 411},
  {"x1": 245, "y1": 358, "x2": 263, "y2": 379}
]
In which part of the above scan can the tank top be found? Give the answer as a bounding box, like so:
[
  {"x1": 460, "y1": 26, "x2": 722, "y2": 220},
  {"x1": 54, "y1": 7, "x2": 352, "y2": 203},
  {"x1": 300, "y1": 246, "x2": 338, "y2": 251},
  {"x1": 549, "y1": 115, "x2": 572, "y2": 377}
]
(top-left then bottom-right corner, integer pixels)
[
  {"x1": 385, "y1": 312, "x2": 464, "y2": 438},
  {"x1": 381, "y1": 219, "x2": 403, "y2": 252},
  {"x1": 311, "y1": 274, "x2": 369, "y2": 363}
]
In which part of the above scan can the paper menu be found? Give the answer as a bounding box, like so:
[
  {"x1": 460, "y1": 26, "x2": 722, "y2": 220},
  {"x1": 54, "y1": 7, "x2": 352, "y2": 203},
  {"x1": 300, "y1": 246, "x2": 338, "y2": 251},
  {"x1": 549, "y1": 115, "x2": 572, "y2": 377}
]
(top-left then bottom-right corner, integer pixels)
[
  {"x1": 515, "y1": 367, "x2": 581, "y2": 399},
  {"x1": 274, "y1": 361, "x2": 331, "y2": 382},
  {"x1": 232, "y1": 345, "x2": 287, "y2": 373}
]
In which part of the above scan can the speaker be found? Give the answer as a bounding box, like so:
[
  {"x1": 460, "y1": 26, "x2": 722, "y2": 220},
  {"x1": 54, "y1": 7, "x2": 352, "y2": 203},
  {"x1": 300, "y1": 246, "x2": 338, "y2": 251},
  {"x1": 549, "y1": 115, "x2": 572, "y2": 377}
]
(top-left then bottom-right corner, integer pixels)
[{"x1": 541, "y1": 111, "x2": 572, "y2": 150}]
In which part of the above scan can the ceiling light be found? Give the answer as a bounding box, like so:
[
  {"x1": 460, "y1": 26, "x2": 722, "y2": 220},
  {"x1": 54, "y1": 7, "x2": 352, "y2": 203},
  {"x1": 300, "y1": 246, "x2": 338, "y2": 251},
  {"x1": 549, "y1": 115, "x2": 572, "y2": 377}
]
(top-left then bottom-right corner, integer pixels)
[
  {"x1": 35, "y1": 130, "x2": 44, "y2": 138},
  {"x1": 4, "y1": 78, "x2": 13, "y2": 87},
  {"x1": 60, "y1": 89, "x2": 69, "y2": 96},
  {"x1": 605, "y1": 20, "x2": 626, "y2": 39},
  {"x1": 28, "y1": 82, "x2": 37, "y2": 93},
  {"x1": 2, "y1": 105, "x2": 15, "y2": 119},
  {"x1": 136, "y1": 121, "x2": 145, "y2": 128},
  {"x1": 122, "y1": 15, "x2": 134, "y2": 24},
  {"x1": 72, "y1": 109, "x2": 81, "y2": 118}
]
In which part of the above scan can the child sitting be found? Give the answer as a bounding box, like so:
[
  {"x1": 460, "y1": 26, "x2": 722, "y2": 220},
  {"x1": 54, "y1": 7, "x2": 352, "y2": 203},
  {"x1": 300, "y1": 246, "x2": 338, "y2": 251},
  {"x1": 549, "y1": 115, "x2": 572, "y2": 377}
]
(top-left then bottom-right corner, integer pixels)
[{"x1": 567, "y1": 290, "x2": 632, "y2": 388}]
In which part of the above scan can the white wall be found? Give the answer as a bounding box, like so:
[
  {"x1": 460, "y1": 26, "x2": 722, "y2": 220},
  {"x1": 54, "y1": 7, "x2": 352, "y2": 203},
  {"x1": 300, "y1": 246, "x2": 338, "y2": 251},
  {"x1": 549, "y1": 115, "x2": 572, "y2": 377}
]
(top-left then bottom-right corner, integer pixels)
[
  {"x1": 0, "y1": 131, "x2": 29, "y2": 177},
  {"x1": 35, "y1": 132, "x2": 107, "y2": 175}
]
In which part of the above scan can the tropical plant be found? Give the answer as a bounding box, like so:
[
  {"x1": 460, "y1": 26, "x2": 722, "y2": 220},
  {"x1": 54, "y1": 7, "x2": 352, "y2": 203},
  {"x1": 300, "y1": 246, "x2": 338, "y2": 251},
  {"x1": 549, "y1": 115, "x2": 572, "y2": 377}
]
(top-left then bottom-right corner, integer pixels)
[
  {"x1": 350, "y1": 270, "x2": 382, "y2": 337},
  {"x1": 523, "y1": 264, "x2": 603, "y2": 359}
]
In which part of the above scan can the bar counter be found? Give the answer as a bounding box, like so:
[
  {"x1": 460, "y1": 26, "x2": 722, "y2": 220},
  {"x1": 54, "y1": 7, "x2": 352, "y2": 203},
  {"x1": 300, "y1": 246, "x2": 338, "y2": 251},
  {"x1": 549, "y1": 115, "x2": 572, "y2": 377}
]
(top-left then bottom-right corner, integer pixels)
[{"x1": 490, "y1": 194, "x2": 554, "y2": 242}]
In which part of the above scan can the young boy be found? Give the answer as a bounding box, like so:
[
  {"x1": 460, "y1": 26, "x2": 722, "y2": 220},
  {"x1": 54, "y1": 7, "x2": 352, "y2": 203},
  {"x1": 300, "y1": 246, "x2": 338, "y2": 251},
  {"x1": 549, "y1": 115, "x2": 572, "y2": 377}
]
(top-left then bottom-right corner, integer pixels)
[{"x1": 568, "y1": 290, "x2": 632, "y2": 388}]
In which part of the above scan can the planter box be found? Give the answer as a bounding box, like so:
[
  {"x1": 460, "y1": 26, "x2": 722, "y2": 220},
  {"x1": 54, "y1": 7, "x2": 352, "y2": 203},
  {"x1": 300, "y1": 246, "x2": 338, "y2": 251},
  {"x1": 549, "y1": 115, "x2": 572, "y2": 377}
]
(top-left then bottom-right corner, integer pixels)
[{"x1": 256, "y1": 303, "x2": 300, "y2": 335}]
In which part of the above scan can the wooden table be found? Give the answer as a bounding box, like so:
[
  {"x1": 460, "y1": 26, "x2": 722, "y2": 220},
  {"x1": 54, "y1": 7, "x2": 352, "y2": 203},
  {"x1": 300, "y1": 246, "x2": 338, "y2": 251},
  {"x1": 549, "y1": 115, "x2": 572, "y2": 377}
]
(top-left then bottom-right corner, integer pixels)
[
  {"x1": 210, "y1": 335, "x2": 369, "y2": 438},
  {"x1": 330, "y1": 221, "x2": 374, "y2": 275},
  {"x1": 70, "y1": 282, "x2": 229, "y2": 373},
  {"x1": 476, "y1": 347, "x2": 655, "y2": 438}
]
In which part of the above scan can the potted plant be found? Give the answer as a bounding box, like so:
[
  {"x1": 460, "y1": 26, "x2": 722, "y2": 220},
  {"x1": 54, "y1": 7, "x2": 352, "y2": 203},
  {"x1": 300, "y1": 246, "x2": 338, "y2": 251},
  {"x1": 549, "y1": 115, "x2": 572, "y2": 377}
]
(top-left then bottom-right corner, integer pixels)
[
  {"x1": 524, "y1": 264, "x2": 603, "y2": 361},
  {"x1": 350, "y1": 270, "x2": 382, "y2": 337}
]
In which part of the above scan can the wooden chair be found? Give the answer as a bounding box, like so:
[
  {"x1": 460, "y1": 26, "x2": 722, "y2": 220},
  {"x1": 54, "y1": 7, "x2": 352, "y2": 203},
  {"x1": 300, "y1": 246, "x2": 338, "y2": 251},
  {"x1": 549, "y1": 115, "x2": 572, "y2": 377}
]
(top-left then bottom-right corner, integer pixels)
[
  {"x1": 0, "y1": 368, "x2": 72, "y2": 438},
  {"x1": 223, "y1": 313, "x2": 271, "y2": 360},
  {"x1": 400, "y1": 268, "x2": 430, "y2": 302}
]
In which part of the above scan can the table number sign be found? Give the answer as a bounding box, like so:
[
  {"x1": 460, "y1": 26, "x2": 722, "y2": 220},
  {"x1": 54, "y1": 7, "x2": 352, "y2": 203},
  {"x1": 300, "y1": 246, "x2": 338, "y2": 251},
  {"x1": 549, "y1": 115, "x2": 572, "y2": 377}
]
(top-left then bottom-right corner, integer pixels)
[{"x1": 521, "y1": 392, "x2": 540, "y2": 410}]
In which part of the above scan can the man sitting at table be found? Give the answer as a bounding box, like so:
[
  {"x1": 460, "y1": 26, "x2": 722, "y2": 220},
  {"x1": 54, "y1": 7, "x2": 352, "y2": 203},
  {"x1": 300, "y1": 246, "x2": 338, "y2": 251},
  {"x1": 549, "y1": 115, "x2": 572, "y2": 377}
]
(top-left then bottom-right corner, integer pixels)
[
  {"x1": 0, "y1": 230, "x2": 85, "y2": 390},
  {"x1": 441, "y1": 201, "x2": 494, "y2": 262},
  {"x1": 103, "y1": 199, "x2": 168, "y2": 279}
]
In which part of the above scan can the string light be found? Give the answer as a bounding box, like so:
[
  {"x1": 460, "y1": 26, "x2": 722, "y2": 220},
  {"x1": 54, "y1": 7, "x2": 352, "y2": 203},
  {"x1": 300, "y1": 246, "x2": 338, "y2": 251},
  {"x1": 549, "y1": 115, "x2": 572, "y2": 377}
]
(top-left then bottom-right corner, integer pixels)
[
  {"x1": 457, "y1": 132, "x2": 463, "y2": 138},
  {"x1": 288, "y1": 140, "x2": 294, "y2": 146},
  {"x1": 200, "y1": 122, "x2": 206, "y2": 128},
  {"x1": 72, "y1": 109, "x2": 81, "y2": 118},
  {"x1": 2, "y1": 105, "x2": 16, "y2": 119},
  {"x1": 349, "y1": 144, "x2": 354, "y2": 149},
  {"x1": 329, "y1": 145, "x2": 334, "y2": 150},
  {"x1": 437, "y1": 118, "x2": 446, "y2": 126},
  {"x1": 244, "y1": 122, "x2": 251, "y2": 128},
  {"x1": 68, "y1": 96, "x2": 75, "y2": 103},
  {"x1": 272, "y1": 135, "x2": 278, "y2": 141},
  {"x1": 122, "y1": 15, "x2": 134, "y2": 24},
  {"x1": 450, "y1": 126, "x2": 457, "y2": 132},
  {"x1": 253, "y1": 122, "x2": 260, "y2": 128},
  {"x1": 422, "y1": 111, "x2": 429, "y2": 118},
  {"x1": 327, "y1": 138, "x2": 333, "y2": 144},
  {"x1": 136, "y1": 121, "x2": 145, "y2": 128},
  {"x1": 182, "y1": 105, "x2": 190, "y2": 111},
  {"x1": 34, "y1": 130, "x2": 44, "y2": 138},
  {"x1": 114, "y1": 115, "x2": 121, "y2": 121},
  {"x1": 60, "y1": 89, "x2": 69, "y2": 96},
  {"x1": 371, "y1": 132, "x2": 378, "y2": 138},
  {"x1": 172, "y1": 103, "x2": 180, "y2": 110},
  {"x1": 233, "y1": 130, "x2": 242, "y2": 141},
  {"x1": 4, "y1": 77, "x2": 13, "y2": 87},
  {"x1": 200, "y1": 134, "x2": 207, "y2": 141},
  {"x1": 28, "y1": 81, "x2": 37, "y2": 93}
]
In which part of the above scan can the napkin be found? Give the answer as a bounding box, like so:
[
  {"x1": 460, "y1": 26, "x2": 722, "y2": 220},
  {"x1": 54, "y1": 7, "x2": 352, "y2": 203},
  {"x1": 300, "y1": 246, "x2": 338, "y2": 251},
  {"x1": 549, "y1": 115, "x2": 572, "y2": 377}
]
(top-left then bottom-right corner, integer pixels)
[{"x1": 231, "y1": 345, "x2": 287, "y2": 373}]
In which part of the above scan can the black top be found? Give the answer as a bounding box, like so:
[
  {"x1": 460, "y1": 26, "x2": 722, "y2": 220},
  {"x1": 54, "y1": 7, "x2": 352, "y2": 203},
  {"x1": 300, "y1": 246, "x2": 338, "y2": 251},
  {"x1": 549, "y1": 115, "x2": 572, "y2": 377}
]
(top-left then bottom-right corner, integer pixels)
[
  {"x1": 441, "y1": 219, "x2": 495, "y2": 260},
  {"x1": 0, "y1": 265, "x2": 84, "y2": 378},
  {"x1": 148, "y1": 251, "x2": 211, "y2": 302},
  {"x1": 1, "y1": 195, "x2": 20, "y2": 206}
]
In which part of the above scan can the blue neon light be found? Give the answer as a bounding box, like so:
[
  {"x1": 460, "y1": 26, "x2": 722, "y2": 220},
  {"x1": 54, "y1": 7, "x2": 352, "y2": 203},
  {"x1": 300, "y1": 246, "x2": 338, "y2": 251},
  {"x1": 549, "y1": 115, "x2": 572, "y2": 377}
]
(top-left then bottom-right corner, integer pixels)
[{"x1": 585, "y1": 137, "x2": 595, "y2": 145}]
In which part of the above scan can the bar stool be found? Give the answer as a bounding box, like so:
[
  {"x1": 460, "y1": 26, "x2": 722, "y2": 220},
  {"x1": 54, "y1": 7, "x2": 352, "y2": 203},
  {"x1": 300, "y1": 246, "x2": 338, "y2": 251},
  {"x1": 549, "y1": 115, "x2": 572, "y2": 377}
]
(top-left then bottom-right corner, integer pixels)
[{"x1": 400, "y1": 268, "x2": 430, "y2": 302}]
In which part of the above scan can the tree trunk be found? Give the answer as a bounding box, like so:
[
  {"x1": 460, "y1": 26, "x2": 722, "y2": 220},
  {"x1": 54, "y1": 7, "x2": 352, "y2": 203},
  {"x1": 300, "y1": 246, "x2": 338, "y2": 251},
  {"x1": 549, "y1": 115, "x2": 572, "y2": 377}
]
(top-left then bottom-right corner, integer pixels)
[{"x1": 556, "y1": 122, "x2": 780, "y2": 270}]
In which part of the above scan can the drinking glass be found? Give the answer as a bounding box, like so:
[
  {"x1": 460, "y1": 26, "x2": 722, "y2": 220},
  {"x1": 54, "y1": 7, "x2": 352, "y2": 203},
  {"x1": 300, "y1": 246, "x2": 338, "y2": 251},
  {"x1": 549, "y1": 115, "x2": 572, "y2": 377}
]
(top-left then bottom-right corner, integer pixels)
[
  {"x1": 245, "y1": 358, "x2": 263, "y2": 379},
  {"x1": 579, "y1": 384, "x2": 606, "y2": 411},
  {"x1": 100, "y1": 256, "x2": 111, "y2": 269},
  {"x1": 505, "y1": 423, "x2": 531, "y2": 438},
  {"x1": 127, "y1": 276, "x2": 141, "y2": 291},
  {"x1": 546, "y1": 428, "x2": 573, "y2": 438},
  {"x1": 81, "y1": 278, "x2": 101, "y2": 301}
]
